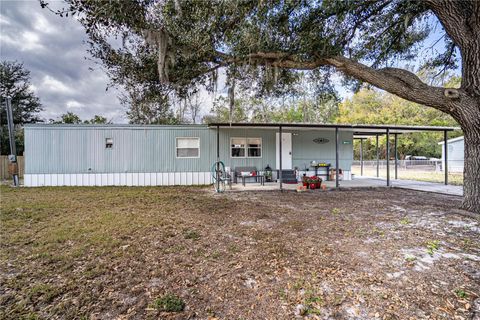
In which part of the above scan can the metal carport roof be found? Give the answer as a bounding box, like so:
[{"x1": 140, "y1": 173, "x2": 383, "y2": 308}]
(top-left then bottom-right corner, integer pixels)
[{"x1": 208, "y1": 122, "x2": 459, "y2": 190}]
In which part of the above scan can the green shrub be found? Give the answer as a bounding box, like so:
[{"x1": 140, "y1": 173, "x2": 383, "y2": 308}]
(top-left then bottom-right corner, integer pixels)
[
  {"x1": 426, "y1": 240, "x2": 440, "y2": 256},
  {"x1": 455, "y1": 289, "x2": 467, "y2": 299},
  {"x1": 152, "y1": 294, "x2": 185, "y2": 312}
]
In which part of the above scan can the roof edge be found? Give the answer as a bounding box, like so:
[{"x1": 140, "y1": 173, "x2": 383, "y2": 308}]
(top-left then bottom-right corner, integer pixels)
[
  {"x1": 24, "y1": 124, "x2": 209, "y2": 128},
  {"x1": 438, "y1": 135, "x2": 464, "y2": 144},
  {"x1": 207, "y1": 122, "x2": 459, "y2": 132}
]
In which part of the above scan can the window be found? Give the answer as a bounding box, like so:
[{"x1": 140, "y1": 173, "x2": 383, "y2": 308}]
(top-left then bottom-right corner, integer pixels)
[
  {"x1": 176, "y1": 137, "x2": 200, "y2": 158},
  {"x1": 247, "y1": 138, "x2": 262, "y2": 157},
  {"x1": 106, "y1": 138, "x2": 113, "y2": 148},
  {"x1": 231, "y1": 137, "x2": 262, "y2": 158},
  {"x1": 231, "y1": 138, "x2": 246, "y2": 157}
]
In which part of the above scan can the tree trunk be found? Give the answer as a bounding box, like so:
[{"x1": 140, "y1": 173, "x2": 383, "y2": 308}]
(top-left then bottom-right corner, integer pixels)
[{"x1": 458, "y1": 103, "x2": 480, "y2": 213}]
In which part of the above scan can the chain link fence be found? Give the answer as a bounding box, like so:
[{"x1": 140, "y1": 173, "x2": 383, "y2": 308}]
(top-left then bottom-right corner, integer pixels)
[{"x1": 352, "y1": 159, "x2": 463, "y2": 185}]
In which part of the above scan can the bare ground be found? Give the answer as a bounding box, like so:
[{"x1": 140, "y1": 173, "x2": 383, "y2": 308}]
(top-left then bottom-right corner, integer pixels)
[{"x1": 0, "y1": 186, "x2": 479, "y2": 319}]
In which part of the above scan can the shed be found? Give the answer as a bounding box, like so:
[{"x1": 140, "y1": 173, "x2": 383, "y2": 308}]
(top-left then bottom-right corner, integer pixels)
[{"x1": 438, "y1": 136, "x2": 464, "y2": 173}]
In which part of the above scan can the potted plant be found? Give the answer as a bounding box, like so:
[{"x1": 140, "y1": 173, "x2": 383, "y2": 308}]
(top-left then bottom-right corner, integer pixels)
[
  {"x1": 306, "y1": 176, "x2": 322, "y2": 190},
  {"x1": 302, "y1": 175, "x2": 310, "y2": 188},
  {"x1": 307, "y1": 176, "x2": 317, "y2": 190}
]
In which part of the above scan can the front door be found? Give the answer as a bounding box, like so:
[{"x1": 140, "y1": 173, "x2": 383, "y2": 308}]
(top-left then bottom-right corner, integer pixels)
[{"x1": 276, "y1": 132, "x2": 292, "y2": 169}]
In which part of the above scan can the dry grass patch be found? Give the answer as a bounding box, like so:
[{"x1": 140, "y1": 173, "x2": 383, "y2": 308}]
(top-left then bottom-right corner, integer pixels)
[{"x1": 1, "y1": 185, "x2": 479, "y2": 319}]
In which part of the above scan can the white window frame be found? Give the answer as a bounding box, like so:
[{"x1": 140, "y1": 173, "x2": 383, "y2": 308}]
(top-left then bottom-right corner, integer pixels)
[
  {"x1": 247, "y1": 137, "x2": 262, "y2": 158},
  {"x1": 105, "y1": 138, "x2": 113, "y2": 149},
  {"x1": 176, "y1": 137, "x2": 200, "y2": 159},
  {"x1": 230, "y1": 137, "x2": 262, "y2": 158}
]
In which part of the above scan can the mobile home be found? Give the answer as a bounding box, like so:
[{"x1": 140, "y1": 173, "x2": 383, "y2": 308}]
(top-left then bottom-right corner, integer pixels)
[{"x1": 23, "y1": 123, "x2": 354, "y2": 186}]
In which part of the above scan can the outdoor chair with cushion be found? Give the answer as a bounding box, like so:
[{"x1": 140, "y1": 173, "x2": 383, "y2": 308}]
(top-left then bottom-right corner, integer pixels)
[{"x1": 233, "y1": 166, "x2": 258, "y2": 184}]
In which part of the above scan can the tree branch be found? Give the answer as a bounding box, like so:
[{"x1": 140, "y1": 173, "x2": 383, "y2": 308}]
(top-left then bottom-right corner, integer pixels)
[
  {"x1": 219, "y1": 52, "x2": 465, "y2": 113},
  {"x1": 324, "y1": 56, "x2": 461, "y2": 113}
]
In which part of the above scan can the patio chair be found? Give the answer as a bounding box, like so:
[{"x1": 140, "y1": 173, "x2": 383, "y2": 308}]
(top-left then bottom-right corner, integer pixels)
[{"x1": 233, "y1": 166, "x2": 258, "y2": 184}]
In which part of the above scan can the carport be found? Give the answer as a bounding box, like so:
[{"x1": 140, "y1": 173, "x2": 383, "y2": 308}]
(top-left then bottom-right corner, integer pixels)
[{"x1": 209, "y1": 123, "x2": 458, "y2": 191}]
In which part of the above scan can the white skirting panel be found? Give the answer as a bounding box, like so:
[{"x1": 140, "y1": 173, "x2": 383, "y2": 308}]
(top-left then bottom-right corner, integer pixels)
[{"x1": 24, "y1": 172, "x2": 213, "y2": 187}]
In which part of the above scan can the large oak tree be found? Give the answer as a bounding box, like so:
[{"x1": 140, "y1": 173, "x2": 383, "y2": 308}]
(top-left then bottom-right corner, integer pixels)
[{"x1": 44, "y1": 0, "x2": 480, "y2": 213}]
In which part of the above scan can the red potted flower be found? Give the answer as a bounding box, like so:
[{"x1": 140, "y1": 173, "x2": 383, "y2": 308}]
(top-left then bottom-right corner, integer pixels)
[
  {"x1": 302, "y1": 175, "x2": 309, "y2": 188},
  {"x1": 307, "y1": 176, "x2": 318, "y2": 190},
  {"x1": 304, "y1": 176, "x2": 322, "y2": 190}
]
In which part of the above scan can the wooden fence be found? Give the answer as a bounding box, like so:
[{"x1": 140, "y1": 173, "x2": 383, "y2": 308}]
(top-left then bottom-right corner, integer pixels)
[{"x1": 0, "y1": 156, "x2": 24, "y2": 180}]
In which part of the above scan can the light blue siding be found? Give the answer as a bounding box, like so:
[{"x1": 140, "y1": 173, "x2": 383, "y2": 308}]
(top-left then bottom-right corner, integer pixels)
[
  {"x1": 217, "y1": 128, "x2": 277, "y2": 171},
  {"x1": 291, "y1": 130, "x2": 353, "y2": 171},
  {"x1": 25, "y1": 125, "x2": 216, "y2": 174},
  {"x1": 216, "y1": 128, "x2": 353, "y2": 172},
  {"x1": 25, "y1": 124, "x2": 353, "y2": 175}
]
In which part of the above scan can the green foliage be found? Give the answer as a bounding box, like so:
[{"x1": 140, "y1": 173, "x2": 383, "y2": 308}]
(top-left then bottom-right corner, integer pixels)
[
  {"x1": 0, "y1": 61, "x2": 43, "y2": 125},
  {"x1": 152, "y1": 294, "x2": 185, "y2": 312},
  {"x1": 54, "y1": 112, "x2": 82, "y2": 124},
  {"x1": 203, "y1": 96, "x2": 248, "y2": 123},
  {"x1": 1, "y1": 61, "x2": 43, "y2": 155},
  {"x1": 303, "y1": 292, "x2": 323, "y2": 315},
  {"x1": 43, "y1": 0, "x2": 452, "y2": 116},
  {"x1": 336, "y1": 82, "x2": 462, "y2": 159},
  {"x1": 50, "y1": 112, "x2": 111, "y2": 124},
  {"x1": 1, "y1": 126, "x2": 24, "y2": 155},
  {"x1": 203, "y1": 86, "x2": 339, "y2": 124},
  {"x1": 122, "y1": 84, "x2": 180, "y2": 125},
  {"x1": 336, "y1": 87, "x2": 458, "y2": 127},
  {"x1": 85, "y1": 115, "x2": 109, "y2": 124},
  {"x1": 455, "y1": 289, "x2": 467, "y2": 299},
  {"x1": 426, "y1": 240, "x2": 440, "y2": 256},
  {"x1": 331, "y1": 208, "x2": 341, "y2": 215}
]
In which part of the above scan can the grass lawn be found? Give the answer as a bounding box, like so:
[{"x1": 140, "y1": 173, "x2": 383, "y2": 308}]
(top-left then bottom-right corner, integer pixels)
[{"x1": 1, "y1": 186, "x2": 479, "y2": 319}]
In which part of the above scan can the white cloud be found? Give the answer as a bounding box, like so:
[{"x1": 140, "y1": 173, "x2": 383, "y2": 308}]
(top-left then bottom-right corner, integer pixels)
[
  {"x1": 66, "y1": 100, "x2": 83, "y2": 109},
  {"x1": 0, "y1": 30, "x2": 45, "y2": 52},
  {"x1": 32, "y1": 13, "x2": 56, "y2": 34},
  {"x1": 21, "y1": 30, "x2": 44, "y2": 51},
  {"x1": 0, "y1": 1, "x2": 126, "y2": 123},
  {"x1": 40, "y1": 75, "x2": 73, "y2": 94},
  {"x1": 0, "y1": 13, "x2": 11, "y2": 26}
]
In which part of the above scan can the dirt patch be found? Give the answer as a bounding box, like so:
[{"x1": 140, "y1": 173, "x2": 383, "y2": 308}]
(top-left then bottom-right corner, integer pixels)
[{"x1": 1, "y1": 186, "x2": 479, "y2": 319}]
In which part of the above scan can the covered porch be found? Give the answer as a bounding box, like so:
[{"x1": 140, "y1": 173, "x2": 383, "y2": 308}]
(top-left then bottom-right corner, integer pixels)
[{"x1": 209, "y1": 123, "x2": 458, "y2": 192}]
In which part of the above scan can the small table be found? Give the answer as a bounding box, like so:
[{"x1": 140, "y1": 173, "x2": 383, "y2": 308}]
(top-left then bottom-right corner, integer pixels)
[
  {"x1": 241, "y1": 175, "x2": 265, "y2": 186},
  {"x1": 311, "y1": 165, "x2": 330, "y2": 181}
]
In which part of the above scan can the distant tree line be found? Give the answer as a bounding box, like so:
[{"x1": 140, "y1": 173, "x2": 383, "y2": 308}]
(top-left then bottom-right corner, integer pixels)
[{"x1": 48, "y1": 112, "x2": 110, "y2": 124}]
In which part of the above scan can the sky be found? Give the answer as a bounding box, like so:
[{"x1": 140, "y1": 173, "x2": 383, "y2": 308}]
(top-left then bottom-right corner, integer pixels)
[
  {"x1": 0, "y1": 0, "x2": 125, "y2": 122},
  {"x1": 1, "y1": 1, "x2": 454, "y2": 124}
]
